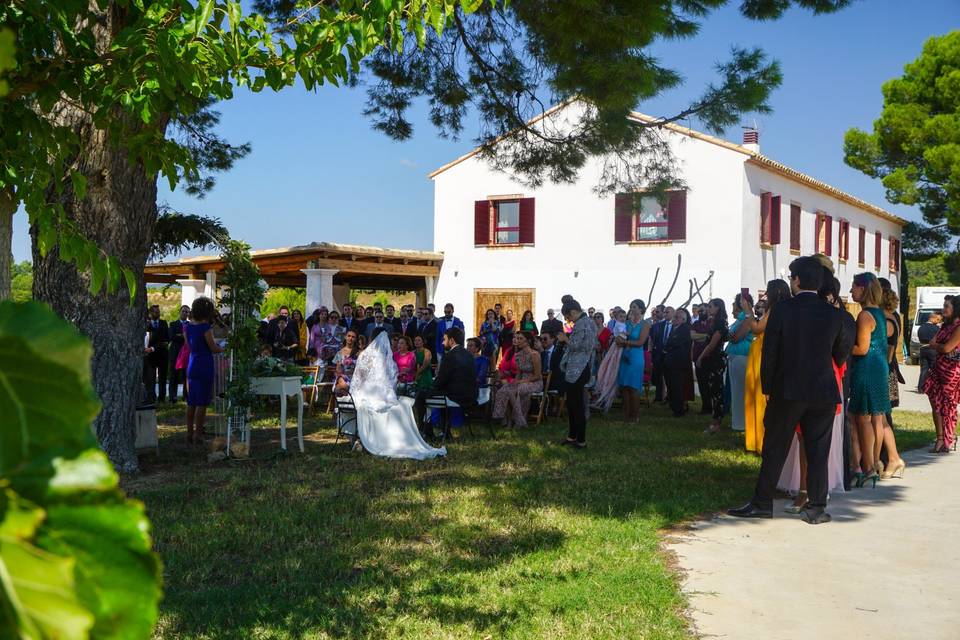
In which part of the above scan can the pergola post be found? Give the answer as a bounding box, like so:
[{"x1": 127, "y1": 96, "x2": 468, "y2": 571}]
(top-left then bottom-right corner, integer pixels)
[
  {"x1": 424, "y1": 275, "x2": 437, "y2": 304},
  {"x1": 177, "y1": 278, "x2": 206, "y2": 308},
  {"x1": 204, "y1": 270, "x2": 217, "y2": 301},
  {"x1": 302, "y1": 268, "x2": 339, "y2": 315}
]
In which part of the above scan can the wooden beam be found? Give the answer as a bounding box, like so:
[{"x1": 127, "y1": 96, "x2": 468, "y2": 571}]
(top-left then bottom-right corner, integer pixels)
[{"x1": 314, "y1": 257, "x2": 439, "y2": 277}]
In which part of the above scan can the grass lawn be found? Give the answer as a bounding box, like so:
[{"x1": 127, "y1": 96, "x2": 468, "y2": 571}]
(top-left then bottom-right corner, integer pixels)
[{"x1": 129, "y1": 402, "x2": 935, "y2": 639}]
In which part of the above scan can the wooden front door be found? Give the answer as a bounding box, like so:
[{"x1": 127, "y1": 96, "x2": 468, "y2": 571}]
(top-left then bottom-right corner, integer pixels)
[{"x1": 473, "y1": 288, "x2": 536, "y2": 336}]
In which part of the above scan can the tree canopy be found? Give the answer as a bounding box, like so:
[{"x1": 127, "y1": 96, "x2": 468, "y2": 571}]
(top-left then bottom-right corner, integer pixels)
[{"x1": 844, "y1": 31, "x2": 960, "y2": 256}]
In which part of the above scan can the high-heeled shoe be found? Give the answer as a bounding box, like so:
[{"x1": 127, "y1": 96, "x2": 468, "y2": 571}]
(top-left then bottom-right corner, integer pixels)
[
  {"x1": 856, "y1": 471, "x2": 879, "y2": 488},
  {"x1": 874, "y1": 460, "x2": 885, "y2": 475},
  {"x1": 881, "y1": 459, "x2": 906, "y2": 479},
  {"x1": 930, "y1": 438, "x2": 946, "y2": 453}
]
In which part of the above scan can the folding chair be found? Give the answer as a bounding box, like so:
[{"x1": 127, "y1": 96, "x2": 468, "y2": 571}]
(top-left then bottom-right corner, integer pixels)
[
  {"x1": 334, "y1": 393, "x2": 358, "y2": 445},
  {"x1": 528, "y1": 371, "x2": 551, "y2": 425},
  {"x1": 318, "y1": 365, "x2": 337, "y2": 413},
  {"x1": 424, "y1": 395, "x2": 457, "y2": 444},
  {"x1": 300, "y1": 365, "x2": 320, "y2": 411}
]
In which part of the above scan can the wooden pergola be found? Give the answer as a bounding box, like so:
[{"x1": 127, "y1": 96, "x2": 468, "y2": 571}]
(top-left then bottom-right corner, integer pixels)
[{"x1": 144, "y1": 241, "x2": 443, "y2": 309}]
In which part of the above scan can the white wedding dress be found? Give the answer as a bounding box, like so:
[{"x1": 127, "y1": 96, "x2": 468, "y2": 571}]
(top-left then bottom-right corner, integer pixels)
[{"x1": 349, "y1": 332, "x2": 446, "y2": 460}]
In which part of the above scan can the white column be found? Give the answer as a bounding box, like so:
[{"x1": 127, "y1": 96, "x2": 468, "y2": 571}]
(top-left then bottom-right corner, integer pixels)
[
  {"x1": 177, "y1": 279, "x2": 205, "y2": 308},
  {"x1": 301, "y1": 268, "x2": 339, "y2": 315},
  {"x1": 204, "y1": 270, "x2": 217, "y2": 301},
  {"x1": 424, "y1": 275, "x2": 437, "y2": 304}
]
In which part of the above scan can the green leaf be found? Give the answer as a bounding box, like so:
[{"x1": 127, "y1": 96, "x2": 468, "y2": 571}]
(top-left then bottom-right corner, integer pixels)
[
  {"x1": 195, "y1": 0, "x2": 215, "y2": 36},
  {"x1": 69, "y1": 172, "x2": 87, "y2": 200},
  {"x1": 0, "y1": 301, "x2": 94, "y2": 387}
]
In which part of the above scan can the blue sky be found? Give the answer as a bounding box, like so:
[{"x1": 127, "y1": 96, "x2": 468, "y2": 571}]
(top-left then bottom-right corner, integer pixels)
[{"x1": 10, "y1": 0, "x2": 959, "y2": 262}]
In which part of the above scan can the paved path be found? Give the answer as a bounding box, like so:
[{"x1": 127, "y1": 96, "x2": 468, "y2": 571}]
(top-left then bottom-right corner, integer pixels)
[
  {"x1": 666, "y1": 446, "x2": 959, "y2": 639},
  {"x1": 898, "y1": 364, "x2": 931, "y2": 412}
]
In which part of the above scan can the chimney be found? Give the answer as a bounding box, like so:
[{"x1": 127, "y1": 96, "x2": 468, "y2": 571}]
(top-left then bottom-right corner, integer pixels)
[{"x1": 742, "y1": 127, "x2": 760, "y2": 154}]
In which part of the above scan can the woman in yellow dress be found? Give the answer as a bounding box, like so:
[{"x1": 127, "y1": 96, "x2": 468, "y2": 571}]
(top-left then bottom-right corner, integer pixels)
[{"x1": 744, "y1": 279, "x2": 792, "y2": 454}]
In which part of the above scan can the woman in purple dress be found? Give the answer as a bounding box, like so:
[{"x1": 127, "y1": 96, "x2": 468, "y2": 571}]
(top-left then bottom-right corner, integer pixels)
[{"x1": 185, "y1": 297, "x2": 225, "y2": 444}]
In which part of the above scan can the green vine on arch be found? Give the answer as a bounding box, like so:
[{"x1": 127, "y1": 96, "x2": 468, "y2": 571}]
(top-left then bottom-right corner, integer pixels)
[{"x1": 218, "y1": 240, "x2": 264, "y2": 416}]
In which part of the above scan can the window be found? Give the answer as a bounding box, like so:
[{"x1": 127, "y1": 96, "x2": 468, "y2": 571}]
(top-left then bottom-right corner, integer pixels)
[
  {"x1": 889, "y1": 237, "x2": 901, "y2": 272},
  {"x1": 815, "y1": 212, "x2": 832, "y2": 255},
  {"x1": 494, "y1": 201, "x2": 520, "y2": 244},
  {"x1": 760, "y1": 193, "x2": 781, "y2": 245},
  {"x1": 858, "y1": 227, "x2": 866, "y2": 266},
  {"x1": 838, "y1": 219, "x2": 850, "y2": 262},
  {"x1": 875, "y1": 231, "x2": 882, "y2": 271},
  {"x1": 614, "y1": 191, "x2": 686, "y2": 243},
  {"x1": 474, "y1": 198, "x2": 535, "y2": 246},
  {"x1": 789, "y1": 204, "x2": 801, "y2": 252}
]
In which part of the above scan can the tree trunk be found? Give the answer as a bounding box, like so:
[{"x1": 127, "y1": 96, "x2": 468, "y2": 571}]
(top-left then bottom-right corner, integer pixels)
[
  {"x1": 31, "y1": 5, "x2": 160, "y2": 473},
  {"x1": 0, "y1": 188, "x2": 14, "y2": 301}
]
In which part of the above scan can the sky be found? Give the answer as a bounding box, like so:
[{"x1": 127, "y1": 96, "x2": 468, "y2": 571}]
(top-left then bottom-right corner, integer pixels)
[{"x1": 10, "y1": 0, "x2": 960, "y2": 262}]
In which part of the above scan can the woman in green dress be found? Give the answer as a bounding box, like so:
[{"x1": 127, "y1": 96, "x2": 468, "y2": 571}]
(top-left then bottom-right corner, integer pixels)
[
  {"x1": 413, "y1": 334, "x2": 434, "y2": 391},
  {"x1": 849, "y1": 272, "x2": 891, "y2": 488}
]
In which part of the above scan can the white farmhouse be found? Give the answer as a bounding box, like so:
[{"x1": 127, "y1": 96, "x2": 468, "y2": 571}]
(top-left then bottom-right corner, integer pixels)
[{"x1": 430, "y1": 103, "x2": 905, "y2": 335}]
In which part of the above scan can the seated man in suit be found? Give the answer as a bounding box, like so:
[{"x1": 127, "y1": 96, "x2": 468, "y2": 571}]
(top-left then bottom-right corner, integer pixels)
[
  {"x1": 269, "y1": 316, "x2": 299, "y2": 360},
  {"x1": 414, "y1": 327, "x2": 477, "y2": 439},
  {"x1": 540, "y1": 332, "x2": 566, "y2": 392}
]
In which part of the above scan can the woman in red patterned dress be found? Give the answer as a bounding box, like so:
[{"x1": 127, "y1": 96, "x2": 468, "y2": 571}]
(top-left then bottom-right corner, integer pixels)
[{"x1": 923, "y1": 296, "x2": 960, "y2": 454}]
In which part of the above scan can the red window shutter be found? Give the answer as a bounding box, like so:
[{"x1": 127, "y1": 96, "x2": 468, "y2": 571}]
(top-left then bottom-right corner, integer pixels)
[
  {"x1": 815, "y1": 214, "x2": 822, "y2": 252},
  {"x1": 760, "y1": 192, "x2": 771, "y2": 244},
  {"x1": 770, "y1": 195, "x2": 781, "y2": 245},
  {"x1": 841, "y1": 220, "x2": 850, "y2": 260},
  {"x1": 824, "y1": 214, "x2": 833, "y2": 256},
  {"x1": 518, "y1": 197, "x2": 535, "y2": 245},
  {"x1": 875, "y1": 231, "x2": 882, "y2": 270},
  {"x1": 667, "y1": 190, "x2": 687, "y2": 241},
  {"x1": 790, "y1": 204, "x2": 801, "y2": 251},
  {"x1": 858, "y1": 227, "x2": 866, "y2": 265},
  {"x1": 614, "y1": 193, "x2": 633, "y2": 243},
  {"x1": 474, "y1": 200, "x2": 490, "y2": 246}
]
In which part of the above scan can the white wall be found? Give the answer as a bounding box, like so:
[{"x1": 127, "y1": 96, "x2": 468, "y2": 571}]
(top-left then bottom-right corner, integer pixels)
[
  {"x1": 741, "y1": 163, "x2": 903, "y2": 301},
  {"x1": 432, "y1": 128, "x2": 750, "y2": 335}
]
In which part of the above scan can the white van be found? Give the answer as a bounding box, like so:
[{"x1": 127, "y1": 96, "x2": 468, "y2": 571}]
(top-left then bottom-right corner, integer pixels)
[{"x1": 910, "y1": 286, "x2": 960, "y2": 362}]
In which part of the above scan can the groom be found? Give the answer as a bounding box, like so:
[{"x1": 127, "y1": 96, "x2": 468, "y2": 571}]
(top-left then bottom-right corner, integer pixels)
[
  {"x1": 413, "y1": 327, "x2": 477, "y2": 439},
  {"x1": 728, "y1": 256, "x2": 852, "y2": 524}
]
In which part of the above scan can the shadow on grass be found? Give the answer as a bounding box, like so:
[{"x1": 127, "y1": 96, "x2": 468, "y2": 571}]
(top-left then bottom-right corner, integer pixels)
[{"x1": 132, "y1": 403, "x2": 934, "y2": 638}]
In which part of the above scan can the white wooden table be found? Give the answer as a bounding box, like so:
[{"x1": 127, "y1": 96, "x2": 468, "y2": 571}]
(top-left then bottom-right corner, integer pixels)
[{"x1": 250, "y1": 376, "x2": 304, "y2": 452}]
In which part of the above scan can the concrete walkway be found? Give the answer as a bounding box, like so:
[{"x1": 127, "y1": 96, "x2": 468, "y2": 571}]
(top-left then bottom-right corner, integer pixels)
[{"x1": 666, "y1": 446, "x2": 959, "y2": 639}]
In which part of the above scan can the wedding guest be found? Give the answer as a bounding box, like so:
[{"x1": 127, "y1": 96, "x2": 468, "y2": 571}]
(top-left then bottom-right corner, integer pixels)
[
  {"x1": 434, "y1": 303, "x2": 464, "y2": 358},
  {"x1": 917, "y1": 312, "x2": 942, "y2": 391},
  {"x1": 420, "y1": 307, "x2": 438, "y2": 357},
  {"x1": 849, "y1": 272, "x2": 890, "y2": 488},
  {"x1": 414, "y1": 327, "x2": 477, "y2": 438},
  {"x1": 650, "y1": 306, "x2": 674, "y2": 402},
  {"x1": 594, "y1": 312, "x2": 613, "y2": 355},
  {"x1": 541, "y1": 308, "x2": 563, "y2": 335},
  {"x1": 185, "y1": 297, "x2": 224, "y2": 444},
  {"x1": 394, "y1": 335, "x2": 417, "y2": 395},
  {"x1": 496, "y1": 330, "x2": 518, "y2": 383},
  {"x1": 520, "y1": 310, "x2": 539, "y2": 336},
  {"x1": 167, "y1": 305, "x2": 190, "y2": 403},
  {"x1": 744, "y1": 280, "x2": 792, "y2": 453},
  {"x1": 364, "y1": 310, "x2": 393, "y2": 342},
  {"x1": 291, "y1": 309, "x2": 308, "y2": 361},
  {"x1": 729, "y1": 256, "x2": 851, "y2": 524},
  {"x1": 615, "y1": 299, "x2": 651, "y2": 422},
  {"x1": 269, "y1": 316, "x2": 299, "y2": 360},
  {"x1": 494, "y1": 303, "x2": 505, "y2": 324},
  {"x1": 690, "y1": 305, "x2": 713, "y2": 415},
  {"x1": 501, "y1": 309, "x2": 517, "y2": 339},
  {"x1": 308, "y1": 308, "x2": 329, "y2": 353},
  {"x1": 541, "y1": 332, "x2": 565, "y2": 391},
  {"x1": 664, "y1": 307, "x2": 694, "y2": 417},
  {"x1": 385, "y1": 304, "x2": 402, "y2": 332},
  {"x1": 356, "y1": 334, "x2": 368, "y2": 351},
  {"x1": 143, "y1": 304, "x2": 170, "y2": 402},
  {"x1": 698, "y1": 299, "x2": 729, "y2": 434},
  {"x1": 923, "y1": 296, "x2": 960, "y2": 454},
  {"x1": 558, "y1": 295, "x2": 598, "y2": 448},
  {"x1": 398, "y1": 306, "x2": 418, "y2": 338},
  {"x1": 879, "y1": 288, "x2": 906, "y2": 479},
  {"x1": 334, "y1": 330, "x2": 360, "y2": 396},
  {"x1": 492, "y1": 332, "x2": 543, "y2": 428},
  {"x1": 340, "y1": 304, "x2": 357, "y2": 332},
  {"x1": 479, "y1": 309, "x2": 501, "y2": 359},
  {"x1": 305, "y1": 307, "x2": 322, "y2": 330},
  {"x1": 725, "y1": 292, "x2": 755, "y2": 432},
  {"x1": 358, "y1": 306, "x2": 375, "y2": 335},
  {"x1": 466, "y1": 337, "x2": 490, "y2": 388},
  {"x1": 413, "y1": 334, "x2": 434, "y2": 392}
]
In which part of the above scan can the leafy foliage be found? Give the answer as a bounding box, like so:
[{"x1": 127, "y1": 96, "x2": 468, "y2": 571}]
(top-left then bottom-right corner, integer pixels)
[
  {"x1": 219, "y1": 239, "x2": 265, "y2": 414},
  {"x1": 358, "y1": 0, "x2": 851, "y2": 194},
  {"x1": 844, "y1": 32, "x2": 960, "y2": 245},
  {"x1": 905, "y1": 254, "x2": 960, "y2": 289},
  {"x1": 150, "y1": 206, "x2": 229, "y2": 261},
  {"x1": 262, "y1": 287, "x2": 306, "y2": 317},
  {"x1": 0, "y1": 301, "x2": 161, "y2": 638},
  {"x1": 10, "y1": 261, "x2": 32, "y2": 303},
  {"x1": 2, "y1": 0, "x2": 488, "y2": 297}
]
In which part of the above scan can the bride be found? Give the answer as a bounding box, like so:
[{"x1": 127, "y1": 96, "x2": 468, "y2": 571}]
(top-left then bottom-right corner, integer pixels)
[{"x1": 349, "y1": 330, "x2": 446, "y2": 460}]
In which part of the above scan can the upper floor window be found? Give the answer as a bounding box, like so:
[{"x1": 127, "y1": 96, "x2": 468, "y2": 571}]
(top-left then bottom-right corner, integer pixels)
[
  {"x1": 474, "y1": 198, "x2": 535, "y2": 246},
  {"x1": 815, "y1": 212, "x2": 832, "y2": 256},
  {"x1": 760, "y1": 192, "x2": 781, "y2": 245},
  {"x1": 614, "y1": 191, "x2": 687, "y2": 244},
  {"x1": 789, "y1": 203, "x2": 801, "y2": 253}
]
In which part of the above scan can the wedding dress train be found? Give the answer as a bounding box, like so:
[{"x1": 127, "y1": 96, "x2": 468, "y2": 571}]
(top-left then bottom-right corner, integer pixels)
[{"x1": 350, "y1": 332, "x2": 446, "y2": 460}]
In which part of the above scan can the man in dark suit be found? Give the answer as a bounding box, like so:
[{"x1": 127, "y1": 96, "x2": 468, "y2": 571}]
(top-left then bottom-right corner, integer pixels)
[
  {"x1": 540, "y1": 331, "x2": 566, "y2": 392},
  {"x1": 384, "y1": 304, "x2": 402, "y2": 333},
  {"x1": 419, "y1": 308, "x2": 438, "y2": 357},
  {"x1": 540, "y1": 309, "x2": 563, "y2": 336},
  {"x1": 143, "y1": 305, "x2": 170, "y2": 402},
  {"x1": 340, "y1": 304, "x2": 357, "y2": 332},
  {"x1": 398, "y1": 305, "x2": 419, "y2": 338},
  {"x1": 414, "y1": 327, "x2": 477, "y2": 438},
  {"x1": 729, "y1": 256, "x2": 853, "y2": 524},
  {"x1": 364, "y1": 310, "x2": 394, "y2": 341},
  {"x1": 268, "y1": 316, "x2": 300, "y2": 360},
  {"x1": 650, "y1": 306, "x2": 674, "y2": 402},
  {"x1": 167, "y1": 304, "x2": 190, "y2": 402}
]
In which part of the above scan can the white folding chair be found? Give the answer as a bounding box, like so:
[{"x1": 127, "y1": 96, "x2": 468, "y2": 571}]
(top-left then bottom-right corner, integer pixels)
[{"x1": 334, "y1": 393, "x2": 358, "y2": 445}]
